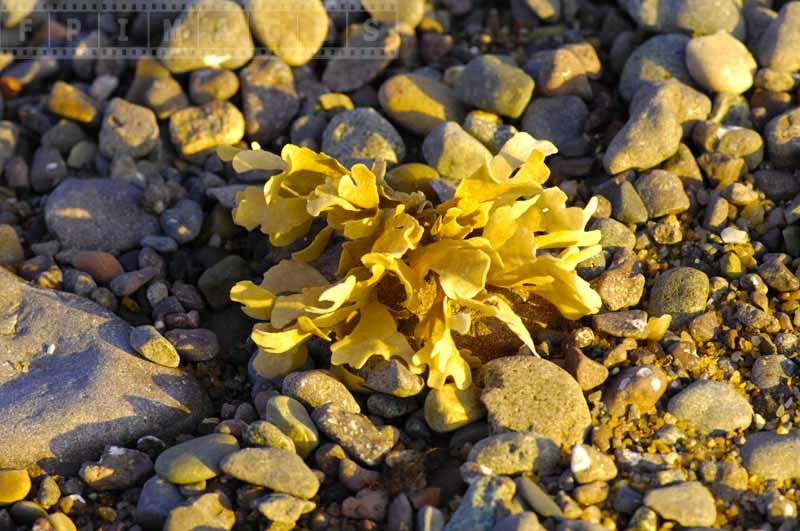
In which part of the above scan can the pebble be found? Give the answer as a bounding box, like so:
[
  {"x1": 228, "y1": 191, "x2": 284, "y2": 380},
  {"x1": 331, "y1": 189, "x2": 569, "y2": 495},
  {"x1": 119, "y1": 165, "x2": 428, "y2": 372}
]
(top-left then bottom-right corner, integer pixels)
[
  {"x1": 169, "y1": 101, "x2": 245, "y2": 157},
  {"x1": 591, "y1": 217, "x2": 636, "y2": 250},
  {"x1": 423, "y1": 121, "x2": 492, "y2": 181},
  {"x1": 418, "y1": 506, "x2": 446, "y2": 531},
  {"x1": 493, "y1": 512, "x2": 545, "y2": 531},
  {"x1": 45, "y1": 178, "x2": 160, "y2": 253},
  {"x1": 342, "y1": 488, "x2": 389, "y2": 522},
  {"x1": 686, "y1": 31, "x2": 757, "y2": 94},
  {"x1": 0, "y1": 469, "x2": 30, "y2": 504},
  {"x1": 134, "y1": 476, "x2": 184, "y2": 528},
  {"x1": 282, "y1": 370, "x2": 360, "y2": 414},
  {"x1": 243, "y1": 421, "x2": 296, "y2": 452},
  {"x1": 603, "y1": 93, "x2": 682, "y2": 174},
  {"x1": 141, "y1": 235, "x2": 178, "y2": 253},
  {"x1": 634, "y1": 170, "x2": 690, "y2": 219},
  {"x1": 604, "y1": 365, "x2": 668, "y2": 417},
  {"x1": 0, "y1": 224, "x2": 23, "y2": 266},
  {"x1": 221, "y1": 447, "x2": 320, "y2": 498},
  {"x1": 99, "y1": 98, "x2": 159, "y2": 159},
  {"x1": 256, "y1": 493, "x2": 316, "y2": 526},
  {"x1": 164, "y1": 328, "x2": 220, "y2": 361},
  {"x1": 443, "y1": 475, "x2": 515, "y2": 531},
  {"x1": 30, "y1": 146, "x2": 66, "y2": 193},
  {"x1": 570, "y1": 444, "x2": 617, "y2": 483},
  {"x1": 764, "y1": 107, "x2": 800, "y2": 168},
  {"x1": 758, "y1": 257, "x2": 800, "y2": 292},
  {"x1": 312, "y1": 403, "x2": 399, "y2": 466},
  {"x1": 197, "y1": 255, "x2": 250, "y2": 309},
  {"x1": 189, "y1": 69, "x2": 239, "y2": 104},
  {"x1": 667, "y1": 380, "x2": 753, "y2": 434},
  {"x1": 367, "y1": 394, "x2": 417, "y2": 419},
  {"x1": 741, "y1": 430, "x2": 800, "y2": 480},
  {"x1": 322, "y1": 25, "x2": 400, "y2": 92},
  {"x1": 619, "y1": 34, "x2": 693, "y2": 101},
  {"x1": 648, "y1": 267, "x2": 710, "y2": 326},
  {"x1": 130, "y1": 325, "x2": 181, "y2": 368},
  {"x1": 71, "y1": 251, "x2": 122, "y2": 286},
  {"x1": 47, "y1": 81, "x2": 99, "y2": 124},
  {"x1": 521, "y1": 96, "x2": 589, "y2": 157},
  {"x1": 454, "y1": 55, "x2": 534, "y2": 118},
  {"x1": 79, "y1": 446, "x2": 153, "y2": 491},
  {"x1": 160, "y1": 0, "x2": 253, "y2": 73},
  {"x1": 362, "y1": 0, "x2": 424, "y2": 27},
  {"x1": 360, "y1": 358, "x2": 425, "y2": 397},
  {"x1": 379, "y1": 72, "x2": 465, "y2": 135},
  {"x1": 154, "y1": 433, "x2": 239, "y2": 484},
  {"x1": 144, "y1": 76, "x2": 188, "y2": 119},
  {"x1": 592, "y1": 310, "x2": 649, "y2": 339},
  {"x1": 164, "y1": 492, "x2": 235, "y2": 531},
  {"x1": 321, "y1": 107, "x2": 405, "y2": 168},
  {"x1": 247, "y1": 0, "x2": 328, "y2": 66},
  {"x1": 751, "y1": 354, "x2": 793, "y2": 389},
  {"x1": 643, "y1": 481, "x2": 717, "y2": 527},
  {"x1": 524, "y1": 48, "x2": 592, "y2": 99},
  {"x1": 565, "y1": 346, "x2": 609, "y2": 390},
  {"x1": 424, "y1": 383, "x2": 485, "y2": 433},
  {"x1": 620, "y1": 0, "x2": 744, "y2": 37},
  {"x1": 239, "y1": 57, "x2": 299, "y2": 144},
  {"x1": 264, "y1": 395, "x2": 319, "y2": 458},
  {"x1": 480, "y1": 356, "x2": 592, "y2": 447},
  {"x1": 160, "y1": 199, "x2": 203, "y2": 244},
  {"x1": 466, "y1": 431, "x2": 561, "y2": 476},
  {"x1": 755, "y1": 2, "x2": 800, "y2": 74},
  {"x1": 463, "y1": 111, "x2": 518, "y2": 154},
  {"x1": 387, "y1": 494, "x2": 414, "y2": 531},
  {"x1": 109, "y1": 267, "x2": 158, "y2": 297}
]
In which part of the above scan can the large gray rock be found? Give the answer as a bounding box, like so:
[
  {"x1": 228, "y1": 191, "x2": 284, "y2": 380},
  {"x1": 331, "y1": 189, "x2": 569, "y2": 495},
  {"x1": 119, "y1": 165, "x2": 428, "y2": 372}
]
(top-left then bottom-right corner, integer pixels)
[
  {"x1": 0, "y1": 267, "x2": 209, "y2": 472},
  {"x1": 45, "y1": 178, "x2": 160, "y2": 253},
  {"x1": 667, "y1": 380, "x2": 753, "y2": 434}
]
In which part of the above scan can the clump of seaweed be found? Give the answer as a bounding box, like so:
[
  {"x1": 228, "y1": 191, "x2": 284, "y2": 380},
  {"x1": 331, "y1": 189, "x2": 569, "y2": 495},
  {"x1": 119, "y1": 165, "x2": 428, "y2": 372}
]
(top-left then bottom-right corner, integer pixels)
[{"x1": 223, "y1": 133, "x2": 602, "y2": 390}]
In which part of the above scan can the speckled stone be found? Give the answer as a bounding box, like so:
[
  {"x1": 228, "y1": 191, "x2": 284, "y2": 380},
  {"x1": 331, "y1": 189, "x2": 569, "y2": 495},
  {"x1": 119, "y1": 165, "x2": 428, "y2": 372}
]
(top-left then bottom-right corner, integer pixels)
[{"x1": 480, "y1": 356, "x2": 591, "y2": 447}]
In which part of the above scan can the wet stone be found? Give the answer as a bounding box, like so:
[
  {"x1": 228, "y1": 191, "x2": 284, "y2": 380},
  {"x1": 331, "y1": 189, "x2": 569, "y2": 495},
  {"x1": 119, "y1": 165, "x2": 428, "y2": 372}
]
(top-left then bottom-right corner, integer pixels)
[{"x1": 604, "y1": 365, "x2": 668, "y2": 417}]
